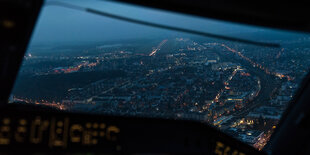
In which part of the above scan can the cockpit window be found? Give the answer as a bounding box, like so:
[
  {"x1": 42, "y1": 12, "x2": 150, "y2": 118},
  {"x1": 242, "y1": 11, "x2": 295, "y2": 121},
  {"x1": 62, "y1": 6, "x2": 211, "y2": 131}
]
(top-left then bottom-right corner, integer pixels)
[{"x1": 10, "y1": 0, "x2": 310, "y2": 150}]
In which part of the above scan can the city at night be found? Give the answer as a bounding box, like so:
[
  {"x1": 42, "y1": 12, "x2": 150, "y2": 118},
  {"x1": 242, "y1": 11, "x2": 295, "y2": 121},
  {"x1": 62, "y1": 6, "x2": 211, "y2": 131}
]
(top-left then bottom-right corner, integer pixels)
[{"x1": 11, "y1": 34, "x2": 310, "y2": 149}]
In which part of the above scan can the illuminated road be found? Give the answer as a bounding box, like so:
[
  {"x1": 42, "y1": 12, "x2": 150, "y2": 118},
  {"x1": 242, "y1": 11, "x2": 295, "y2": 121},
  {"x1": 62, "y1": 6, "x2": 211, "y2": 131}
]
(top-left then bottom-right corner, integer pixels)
[
  {"x1": 149, "y1": 39, "x2": 168, "y2": 56},
  {"x1": 221, "y1": 44, "x2": 291, "y2": 80},
  {"x1": 87, "y1": 80, "x2": 131, "y2": 102},
  {"x1": 213, "y1": 68, "x2": 238, "y2": 103},
  {"x1": 12, "y1": 97, "x2": 66, "y2": 110}
]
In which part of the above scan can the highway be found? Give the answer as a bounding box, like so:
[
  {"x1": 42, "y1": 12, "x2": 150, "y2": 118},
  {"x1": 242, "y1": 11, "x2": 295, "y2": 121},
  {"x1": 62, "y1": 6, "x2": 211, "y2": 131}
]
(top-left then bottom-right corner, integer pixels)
[{"x1": 149, "y1": 39, "x2": 168, "y2": 56}]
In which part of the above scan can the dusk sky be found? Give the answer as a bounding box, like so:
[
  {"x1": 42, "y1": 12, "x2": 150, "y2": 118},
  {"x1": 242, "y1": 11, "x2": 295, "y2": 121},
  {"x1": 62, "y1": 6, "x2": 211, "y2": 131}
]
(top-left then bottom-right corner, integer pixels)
[{"x1": 29, "y1": 0, "x2": 305, "y2": 45}]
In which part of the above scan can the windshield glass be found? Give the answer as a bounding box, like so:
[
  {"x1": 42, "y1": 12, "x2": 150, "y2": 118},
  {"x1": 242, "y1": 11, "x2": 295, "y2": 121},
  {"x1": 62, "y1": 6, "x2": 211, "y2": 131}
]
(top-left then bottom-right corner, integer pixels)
[{"x1": 10, "y1": 0, "x2": 310, "y2": 150}]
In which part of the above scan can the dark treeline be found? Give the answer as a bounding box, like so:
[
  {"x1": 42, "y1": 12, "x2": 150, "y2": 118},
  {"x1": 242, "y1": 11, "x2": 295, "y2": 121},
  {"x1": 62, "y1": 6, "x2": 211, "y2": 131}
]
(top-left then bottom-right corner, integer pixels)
[{"x1": 13, "y1": 70, "x2": 126, "y2": 102}]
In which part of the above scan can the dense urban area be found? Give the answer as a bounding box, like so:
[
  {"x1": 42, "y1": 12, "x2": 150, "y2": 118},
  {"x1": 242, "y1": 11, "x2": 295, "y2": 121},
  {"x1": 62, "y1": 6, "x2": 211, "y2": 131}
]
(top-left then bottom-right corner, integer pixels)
[{"x1": 11, "y1": 36, "x2": 310, "y2": 150}]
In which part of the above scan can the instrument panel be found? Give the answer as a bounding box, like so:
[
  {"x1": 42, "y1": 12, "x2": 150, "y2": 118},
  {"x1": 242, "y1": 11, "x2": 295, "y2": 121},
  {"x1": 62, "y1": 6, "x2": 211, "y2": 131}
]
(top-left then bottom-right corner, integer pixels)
[{"x1": 0, "y1": 104, "x2": 263, "y2": 154}]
